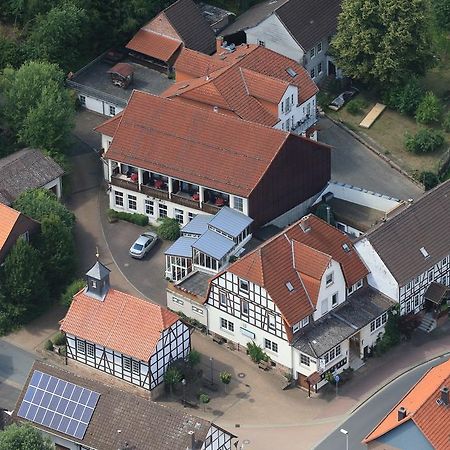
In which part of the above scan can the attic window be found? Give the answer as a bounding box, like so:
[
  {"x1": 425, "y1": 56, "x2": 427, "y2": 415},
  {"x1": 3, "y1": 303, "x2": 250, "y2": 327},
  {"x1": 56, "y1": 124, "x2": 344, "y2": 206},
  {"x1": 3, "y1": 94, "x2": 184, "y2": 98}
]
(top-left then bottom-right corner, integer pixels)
[
  {"x1": 286, "y1": 67, "x2": 297, "y2": 77},
  {"x1": 286, "y1": 282, "x2": 294, "y2": 292},
  {"x1": 342, "y1": 243, "x2": 351, "y2": 253},
  {"x1": 419, "y1": 247, "x2": 429, "y2": 258}
]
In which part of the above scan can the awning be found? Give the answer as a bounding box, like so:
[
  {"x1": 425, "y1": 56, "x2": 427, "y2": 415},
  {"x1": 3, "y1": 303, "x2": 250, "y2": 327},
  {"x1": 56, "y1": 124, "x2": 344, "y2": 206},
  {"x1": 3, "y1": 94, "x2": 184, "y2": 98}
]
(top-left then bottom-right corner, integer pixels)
[
  {"x1": 307, "y1": 371, "x2": 321, "y2": 386},
  {"x1": 424, "y1": 282, "x2": 450, "y2": 304}
]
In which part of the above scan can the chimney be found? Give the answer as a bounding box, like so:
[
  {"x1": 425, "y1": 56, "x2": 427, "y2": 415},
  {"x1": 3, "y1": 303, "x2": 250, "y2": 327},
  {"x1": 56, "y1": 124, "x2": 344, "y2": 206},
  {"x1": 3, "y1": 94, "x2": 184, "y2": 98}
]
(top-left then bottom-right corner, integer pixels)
[
  {"x1": 397, "y1": 406, "x2": 407, "y2": 421},
  {"x1": 186, "y1": 430, "x2": 195, "y2": 450},
  {"x1": 326, "y1": 205, "x2": 331, "y2": 224},
  {"x1": 441, "y1": 387, "x2": 449, "y2": 406},
  {"x1": 216, "y1": 36, "x2": 224, "y2": 53}
]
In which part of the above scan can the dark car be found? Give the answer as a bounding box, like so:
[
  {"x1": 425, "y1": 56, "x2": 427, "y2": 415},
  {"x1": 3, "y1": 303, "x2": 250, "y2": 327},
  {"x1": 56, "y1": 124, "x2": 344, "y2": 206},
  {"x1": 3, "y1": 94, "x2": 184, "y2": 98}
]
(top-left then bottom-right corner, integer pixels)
[{"x1": 328, "y1": 87, "x2": 359, "y2": 111}]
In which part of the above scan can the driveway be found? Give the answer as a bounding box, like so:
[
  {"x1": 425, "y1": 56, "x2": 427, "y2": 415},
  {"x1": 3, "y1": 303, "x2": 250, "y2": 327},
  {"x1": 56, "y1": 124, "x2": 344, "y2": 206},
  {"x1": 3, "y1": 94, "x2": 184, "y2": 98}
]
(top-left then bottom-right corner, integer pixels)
[{"x1": 319, "y1": 117, "x2": 423, "y2": 200}]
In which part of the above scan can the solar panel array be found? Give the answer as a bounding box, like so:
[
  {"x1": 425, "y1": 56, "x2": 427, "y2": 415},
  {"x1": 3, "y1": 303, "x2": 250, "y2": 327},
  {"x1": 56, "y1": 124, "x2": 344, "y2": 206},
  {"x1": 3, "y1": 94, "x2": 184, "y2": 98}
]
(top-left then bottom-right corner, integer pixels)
[{"x1": 17, "y1": 370, "x2": 100, "y2": 440}]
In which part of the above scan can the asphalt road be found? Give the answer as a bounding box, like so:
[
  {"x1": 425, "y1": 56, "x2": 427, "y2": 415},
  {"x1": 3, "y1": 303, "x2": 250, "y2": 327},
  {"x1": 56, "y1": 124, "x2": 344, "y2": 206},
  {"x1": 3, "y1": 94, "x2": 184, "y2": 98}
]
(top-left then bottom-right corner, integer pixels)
[
  {"x1": 319, "y1": 117, "x2": 423, "y2": 201},
  {"x1": 315, "y1": 354, "x2": 450, "y2": 450},
  {"x1": 0, "y1": 340, "x2": 36, "y2": 410}
]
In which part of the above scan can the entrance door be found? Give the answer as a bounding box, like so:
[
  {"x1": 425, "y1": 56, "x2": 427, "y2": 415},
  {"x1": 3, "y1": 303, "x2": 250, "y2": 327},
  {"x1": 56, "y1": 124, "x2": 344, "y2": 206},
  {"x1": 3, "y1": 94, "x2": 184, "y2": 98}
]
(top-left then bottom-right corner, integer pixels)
[
  {"x1": 297, "y1": 372, "x2": 309, "y2": 389},
  {"x1": 328, "y1": 60, "x2": 336, "y2": 77}
]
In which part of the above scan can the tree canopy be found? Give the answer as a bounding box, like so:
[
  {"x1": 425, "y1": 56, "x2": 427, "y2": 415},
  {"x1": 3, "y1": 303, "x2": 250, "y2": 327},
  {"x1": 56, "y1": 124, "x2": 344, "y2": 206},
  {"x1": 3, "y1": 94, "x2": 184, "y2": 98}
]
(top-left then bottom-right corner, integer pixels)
[
  {"x1": 0, "y1": 424, "x2": 53, "y2": 450},
  {"x1": 332, "y1": 0, "x2": 434, "y2": 86}
]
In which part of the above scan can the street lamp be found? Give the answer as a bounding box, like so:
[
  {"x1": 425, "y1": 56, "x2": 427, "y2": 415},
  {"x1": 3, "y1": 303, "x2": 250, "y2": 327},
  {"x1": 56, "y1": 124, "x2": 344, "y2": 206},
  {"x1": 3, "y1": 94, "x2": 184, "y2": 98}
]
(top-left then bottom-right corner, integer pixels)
[
  {"x1": 210, "y1": 357, "x2": 214, "y2": 385},
  {"x1": 340, "y1": 428, "x2": 349, "y2": 450},
  {"x1": 181, "y1": 378, "x2": 186, "y2": 406}
]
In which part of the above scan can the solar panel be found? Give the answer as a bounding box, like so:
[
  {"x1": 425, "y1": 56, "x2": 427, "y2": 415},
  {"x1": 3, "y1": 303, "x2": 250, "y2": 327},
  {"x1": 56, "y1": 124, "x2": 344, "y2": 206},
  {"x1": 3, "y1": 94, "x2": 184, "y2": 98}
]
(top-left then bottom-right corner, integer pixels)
[{"x1": 18, "y1": 370, "x2": 100, "y2": 440}]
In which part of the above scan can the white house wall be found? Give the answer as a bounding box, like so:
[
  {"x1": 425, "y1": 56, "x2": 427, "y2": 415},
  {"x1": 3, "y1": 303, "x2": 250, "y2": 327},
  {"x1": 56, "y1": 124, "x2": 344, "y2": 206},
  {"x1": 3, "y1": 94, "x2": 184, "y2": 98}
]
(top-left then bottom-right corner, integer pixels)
[
  {"x1": 167, "y1": 289, "x2": 208, "y2": 326},
  {"x1": 313, "y1": 259, "x2": 347, "y2": 322},
  {"x1": 202, "y1": 425, "x2": 233, "y2": 450},
  {"x1": 42, "y1": 177, "x2": 62, "y2": 200},
  {"x1": 79, "y1": 93, "x2": 124, "y2": 117},
  {"x1": 207, "y1": 272, "x2": 292, "y2": 368},
  {"x1": 245, "y1": 15, "x2": 304, "y2": 63},
  {"x1": 355, "y1": 238, "x2": 399, "y2": 302}
]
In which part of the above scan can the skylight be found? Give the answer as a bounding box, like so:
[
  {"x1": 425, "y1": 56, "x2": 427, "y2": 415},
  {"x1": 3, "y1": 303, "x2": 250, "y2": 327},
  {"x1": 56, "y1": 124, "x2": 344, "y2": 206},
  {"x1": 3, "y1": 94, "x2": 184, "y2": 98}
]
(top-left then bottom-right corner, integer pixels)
[
  {"x1": 286, "y1": 281, "x2": 294, "y2": 292},
  {"x1": 419, "y1": 247, "x2": 429, "y2": 258},
  {"x1": 286, "y1": 67, "x2": 297, "y2": 78},
  {"x1": 342, "y1": 243, "x2": 350, "y2": 253}
]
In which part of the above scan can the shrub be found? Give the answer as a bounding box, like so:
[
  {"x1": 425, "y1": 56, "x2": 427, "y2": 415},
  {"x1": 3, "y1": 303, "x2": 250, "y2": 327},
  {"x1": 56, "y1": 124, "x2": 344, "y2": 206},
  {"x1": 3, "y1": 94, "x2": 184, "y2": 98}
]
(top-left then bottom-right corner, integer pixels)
[
  {"x1": 346, "y1": 98, "x2": 367, "y2": 115},
  {"x1": 188, "y1": 349, "x2": 201, "y2": 367},
  {"x1": 405, "y1": 129, "x2": 445, "y2": 153},
  {"x1": 60, "y1": 279, "x2": 85, "y2": 307},
  {"x1": 284, "y1": 372, "x2": 293, "y2": 383},
  {"x1": 375, "y1": 310, "x2": 400, "y2": 355},
  {"x1": 415, "y1": 92, "x2": 442, "y2": 124},
  {"x1": 246, "y1": 341, "x2": 269, "y2": 363},
  {"x1": 443, "y1": 112, "x2": 450, "y2": 132},
  {"x1": 219, "y1": 371, "x2": 232, "y2": 385},
  {"x1": 419, "y1": 171, "x2": 440, "y2": 190},
  {"x1": 44, "y1": 339, "x2": 54, "y2": 351},
  {"x1": 52, "y1": 332, "x2": 66, "y2": 346},
  {"x1": 164, "y1": 367, "x2": 183, "y2": 395},
  {"x1": 157, "y1": 217, "x2": 180, "y2": 240},
  {"x1": 199, "y1": 393, "x2": 210, "y2": 410},
  {"x1": 107, "y1": 209, "x2": 148, "y2": 226},
  {"x1": 383, "y1": 79, "x2": 424, "y2": 116}
]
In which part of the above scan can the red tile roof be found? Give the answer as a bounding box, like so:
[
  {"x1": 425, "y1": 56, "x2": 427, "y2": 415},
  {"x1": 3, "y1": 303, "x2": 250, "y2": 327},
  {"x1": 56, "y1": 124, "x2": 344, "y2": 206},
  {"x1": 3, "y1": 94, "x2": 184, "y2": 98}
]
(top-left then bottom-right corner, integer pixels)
[
  {"x1": 169, "y1": 45, "x2": 318, "y2": 125},
  {"x1": 94, "y1": 113, "x2": 122, "y2": 138},
  {"x1": 107, "y1": 63, "x2": 134, "y2": 77},
  {"x1": 102, "y1": 90, "x2": 320, "y2": 197},
  {"x1": 60, "y1": 288, "x2": 179, "y2": 361},
  {"x1": 0, "y1": 203, "x2": 20, "y2": 251},
  {"x1": 226, "y1": 214, "x2": 368, "y2": 328},
  {"x1": 126, "y1": 29, "x2": 182, "y2": 62},
  {"x1": 364, "y1": 358, "x2": 450, "y2": 449}
]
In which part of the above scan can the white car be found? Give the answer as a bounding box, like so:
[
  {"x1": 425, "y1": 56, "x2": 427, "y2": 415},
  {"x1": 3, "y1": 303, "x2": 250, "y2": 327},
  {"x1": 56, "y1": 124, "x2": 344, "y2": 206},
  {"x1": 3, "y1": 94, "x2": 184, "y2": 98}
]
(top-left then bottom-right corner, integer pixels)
[
  {"x1": 129, "y1": 232, "x2": 158, "y2": 259},
  {"x1": 328, "y1": 87, "x2": 359, "y2": 111}
]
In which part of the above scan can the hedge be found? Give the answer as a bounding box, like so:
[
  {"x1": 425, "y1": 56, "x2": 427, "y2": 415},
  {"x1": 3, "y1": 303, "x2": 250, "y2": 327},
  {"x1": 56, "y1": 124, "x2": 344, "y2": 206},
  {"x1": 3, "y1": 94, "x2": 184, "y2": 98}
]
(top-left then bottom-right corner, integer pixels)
[{"x1": 107, "y1": 209, "x2": 148, "y2": 226}]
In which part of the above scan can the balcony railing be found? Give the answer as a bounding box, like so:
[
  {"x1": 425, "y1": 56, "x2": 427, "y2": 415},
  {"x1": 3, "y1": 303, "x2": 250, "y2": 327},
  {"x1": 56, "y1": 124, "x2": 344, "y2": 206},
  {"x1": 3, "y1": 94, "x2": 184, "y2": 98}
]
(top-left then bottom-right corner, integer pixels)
[
  {"x1": 292, "y1": 114, "x2": 318, "y2": 135},
  {"x1": 171, "y1": 193, "x2": 200, "y2": 209},
  {"x1": 111, "y1": 176, "x2": 139, "y2": 192},
  {"x1": 141, "y1": 184, "x2": 169, "y2": 200},
  {"x1": 201, "y1": 203, "x2": 220, "y2": 214}
]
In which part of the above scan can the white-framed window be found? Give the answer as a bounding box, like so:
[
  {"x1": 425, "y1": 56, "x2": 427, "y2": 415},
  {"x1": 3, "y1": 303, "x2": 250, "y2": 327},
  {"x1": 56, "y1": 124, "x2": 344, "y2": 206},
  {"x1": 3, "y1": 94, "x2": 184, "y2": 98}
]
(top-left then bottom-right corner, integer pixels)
[
  {"x1": 132, "y1": 360, "x2": 140, "y2": 374},
  {"x1": 174, "y1": 208, "x2": 184, "y2": 224},
  {"x1": 172, "y1": 296, "x2": 184, "y2": 306},
  {"x1": 114, "y1": 190, "x2": 124, "y2": 207},
  {"x1": 91, "y1": 280, "x2": 97, "y2": 289},
  {"x1": 406, "y1": 300, "x2": 412, "y2": 314},
  {"x1": 264, "y1": 339, "x2": 278, "y2": 353},
  {"x1": 332, "y1": 293, "x2": 338, "y2": 307},
  {"x1": 310, "y1": 47, "x2": 315, "y2": 58},
  {"x1": 285, "y1": 119, "x2": 290, "y2": 130},
  {"x1": 301, "y1": 316, "x2": 309, "y2": 327},
  {"x1": 415, "y1": 276, "x2": 420, "y2": 285},
  {"x1": 123, "y1": 356, "x2": 132, "y2": 372},
  {"x1": 285, "y1": 96, "x2": 291, "y2": 113},
  {"x1": 268, "y1": 314, "x2": 276, "y2": 330},
  {"x1": 188, "y1": 212, "x2": 195, "y2": 222},
  {"x1": 159, "y1": 204, "x2": 167, "y2": 218},
  {"x1": 442, "y1": 275, "x2": 447, "y2": 286},
  {"x1": 300, "y1": 353, "x2": 310, "y2": 366},
  {"x1": 128, "y1": 194, "x2": 137, "y2": 210},
  {"x1": 323, "y1": 344, "x2": 341, "y2": 365},
  {"x1": 241, "y1": 300, "x2": 249, "y2": 316},
  {"x1": 109, "y1": 105, "x2": 116, "y2": 116},
  {"x1": 326, "y1": 272, "x2": 334, "y2": 286},
  {"x1": 310, "y1": 68, "x2": 315, "y2": 79},
  {"x1": 86, "y1": 343, "x2": 95, "y2": 357},
  {"x1": 442, "y1": 256, "x2": 448, "y2": 265},
  {"x1": 76, "y1": 340, "x2": 86, "y2": 354},
  {"x1": 317, "y1": 41, "x2": 322, "y2": 53},
  {"x1": 370, "y1": 312, "x2": 388, "y2": 332},
  {"x1": 79, "y1": 95, "x2": 86, "y2": 106},
  {"x1": 318, "y1": 62, "x2": 322, "y2": 74},
  {"x1": 428, "y1": 270, "x2": 434, "y2": 282},
  {"x1": 192, "y1": 305, "x2": 204, "y2": 316},
  {"x1": 219, "y1": 291, "x2": 227, "y2": 306},
  {"x1": 234, "y1": 197, "x2": 244, "y2": 212},
  {"x1": 239, "y1": 279, "x2": 249, "y2": 292},
  {"x1": 257, "y1": 40, "x2": 265, "y2": 47},
  {"x1": 293, "y1": 322, "x2": 300, "y2": 333},
  {"x1": 145, "y1": 199, "x2": 154, "y2": 216},
  {"x1": 220, "y1": 318, "x2": 234, "y2": 332},
  {"x1": 414, "y1": 295, "x2": 420, "y2": 307}
]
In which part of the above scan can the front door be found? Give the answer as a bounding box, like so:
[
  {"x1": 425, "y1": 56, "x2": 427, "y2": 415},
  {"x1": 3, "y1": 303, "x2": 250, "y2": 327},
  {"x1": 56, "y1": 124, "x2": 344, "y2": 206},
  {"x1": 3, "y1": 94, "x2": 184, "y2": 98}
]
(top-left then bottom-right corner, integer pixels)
[
  {"x1": 297, "y1": 372, "x2": 309, "y2": 389},
  {"x1": 328, "y1": 60, "x2": 336, "y2": 77}
]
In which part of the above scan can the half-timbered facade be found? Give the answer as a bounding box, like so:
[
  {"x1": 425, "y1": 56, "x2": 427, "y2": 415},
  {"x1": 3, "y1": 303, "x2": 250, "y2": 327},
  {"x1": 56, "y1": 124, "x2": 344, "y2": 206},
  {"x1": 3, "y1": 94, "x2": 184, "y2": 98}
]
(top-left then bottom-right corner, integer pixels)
[
  {"x1": 14, "y1": 361, "x2": 236, "y2": 450},
  {"x1": 206, "y1": 215, "x2": 395, "y2": 391},
  {"x1": 61, "y1": 261, "x2": 191, "y2": 393},
  {"x1": 95, "y1": 90, "x2": 331, "y2": 228},
  {"x1": 355, "y1": 181, "x2": 450, "y2": 330}
]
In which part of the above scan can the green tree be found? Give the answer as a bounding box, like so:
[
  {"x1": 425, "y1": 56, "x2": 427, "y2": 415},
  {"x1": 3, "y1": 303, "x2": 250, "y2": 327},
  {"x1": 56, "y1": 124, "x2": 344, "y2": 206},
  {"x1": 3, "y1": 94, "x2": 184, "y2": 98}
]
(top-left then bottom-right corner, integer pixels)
[
  {"x1": 0, "y1": 424, "x2": 53, "y2": 450},
  {"x1": 419, "y1": 171, "x2": 440, "y2": 190},
  {"x1": 37, "y1": 214, "x2": 76, "y2": 290},
  {"x1": 382, "y1": 78, "x2": 425, "y2": 116},
  {"x1": 0, "y1": 35, "x2": 23, "y2": 69},
  {"x1": 1, "y1": 61, "x2": 65, "y2": 133},
  {"x1": 432, "y1": 0, "x2": 450, "y2": 30},
  {"x1": 25, "y1": 2, "x2": 88, "y2": 71},
  {"x1": 188, "y1": 349, "x2": 201, "y2": 367},
  {"x1": 1, "y1": 239, "x2": 48, "y2": 318},
  {"x1": 18, "y1": 82, "x2": 75, "y2": 154},
  {"x1": 61, "y1": 279, "x2": 85, "y2": 307},
  {"x1": 332, "y1": 0, "x2": 433, "y2": 86},
  {"x1": 404, "y1": 128, "x2": 445, "y2": 153},
  {"x1": 219, "y1": 371, "x2": 232, "y2": 393},
  {"x1": 164, "y1": 367, "x2": 183, "y2": 395},
  {"x1": 157, "y1": 217, "x2": 180, "y2": 240},
  {"x1": 13, "y1": 189, "x2": 75, "y2": 229},
  {"x1": 415, "y1": 92, "x2": 442, "y2": 124}
]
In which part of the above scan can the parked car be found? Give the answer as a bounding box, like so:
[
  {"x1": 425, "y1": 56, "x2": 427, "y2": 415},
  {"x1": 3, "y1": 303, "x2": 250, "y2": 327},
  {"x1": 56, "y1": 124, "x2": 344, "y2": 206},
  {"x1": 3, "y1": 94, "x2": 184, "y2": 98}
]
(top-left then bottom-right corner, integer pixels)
[
  {"x1": 129, "y1": 232, "x2": 158, "y2": 259},
  {"x1": 328, "y1": 87, "x2": 359, "y2": 111}
]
